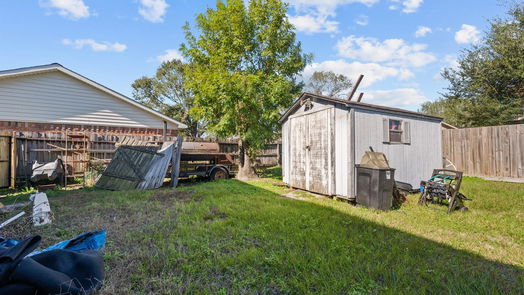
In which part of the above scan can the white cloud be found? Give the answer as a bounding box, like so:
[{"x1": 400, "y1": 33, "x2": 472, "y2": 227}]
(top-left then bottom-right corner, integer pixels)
[
  {"x1": 288, "y1": 0, "x2": 378, "y2": 15},
  {"x1": 139, "y1": 0, "x2": 169, "y2": 23},
  {"x1": 455, "y1": 24, "x2": 481, "y2": 44},
  {"x1": 443, "y1": 54, "x2": 459, "y2": 70},
  {"x1": 362, "y1": 88, "x2": 428, "y2": 108},
  {"x1": 303, "y1": 60, "x2": 414, "y2": 87},
  {"x1": 39, "y1": 0, "x2": 90, "y2": 19},
  {"x1": 336, "y1": 35, "x2": 436, "y2": 67},
  {"x1": 62, "y1": 39, "x2": 127, "y2": 52},
  {"x1": 401, "y1": 0, "x2": 423, "y2": 13},
  {"x1": 389, "y1": 0, "x2": 423, "y2": 13},
  {"x1": 287, "y1": 0, "x2": 378, "y2": 34},
  {"x1": 289, "y1": 13, "x2": 339, "y2": 34},
  {"x1": 157, "y1": 49, "x2": 184, "y2": 62},
  {"x1": 415, "y1": 26, "x2": 431, "y2": 37},
  {"x1": 433, "y1": 54, "x2": 459, "y2": 80},
  {"x1": 389, "y1": 4, "x2": 398, "y2": 10},
  {"x1": 355, "y1": 15, "x2": 369, "y2": 26}
]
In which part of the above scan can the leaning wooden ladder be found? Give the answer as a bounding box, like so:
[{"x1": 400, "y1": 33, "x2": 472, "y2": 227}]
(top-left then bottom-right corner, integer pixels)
[{"x1": 418, "y1": 169, "x2": 469, "y2": 213}]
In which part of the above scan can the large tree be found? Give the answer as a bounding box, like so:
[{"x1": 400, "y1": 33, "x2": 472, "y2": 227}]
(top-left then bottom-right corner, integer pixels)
[
  {"x1": 181, "y1": 0, "x2": 311, "y2": 179},
  {"x1": 421, "y1": 3, "x2": 524, "y2": 127},
  {"x1": 132, "y1": 59, "x2": 203, "y2": 137},
  {"x1": 305, "y1": 71, "x2": 352, "y2": 99}
]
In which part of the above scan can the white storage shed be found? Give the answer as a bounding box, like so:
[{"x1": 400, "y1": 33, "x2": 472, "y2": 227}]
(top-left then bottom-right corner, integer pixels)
[{"x1": 280, "y1": 92, "x2": 443, "y2": 198}]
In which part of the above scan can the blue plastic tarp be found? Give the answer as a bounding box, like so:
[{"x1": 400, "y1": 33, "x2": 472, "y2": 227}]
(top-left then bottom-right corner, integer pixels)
[{"x1": 0, "y1": 230, "x2": 106, "y2": 257}]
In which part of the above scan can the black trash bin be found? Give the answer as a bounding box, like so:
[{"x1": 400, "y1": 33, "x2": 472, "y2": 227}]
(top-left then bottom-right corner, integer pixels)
[{"x1": 356, "y1": 165, "x2": 395, "y2": 210}]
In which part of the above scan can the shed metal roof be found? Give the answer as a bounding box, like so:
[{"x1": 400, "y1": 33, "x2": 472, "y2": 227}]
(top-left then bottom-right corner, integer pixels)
[{"x1": 280, "y1": 92, "x2": 443, "y2": 123}]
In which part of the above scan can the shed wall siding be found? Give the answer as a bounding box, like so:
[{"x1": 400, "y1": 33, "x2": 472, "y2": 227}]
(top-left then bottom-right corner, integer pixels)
[
  {"x1": 334, "y1": 106, "x2": 349, "y2": 196},
  {"x1": 282, "y1": 119, "x2": 290, "y2": 183},
  {"x1": 353, "y1": 109, "x2": 442, "y2": 187},
  {"x1": 0, "y1": 71, "x2": 177, "y2": 129}
]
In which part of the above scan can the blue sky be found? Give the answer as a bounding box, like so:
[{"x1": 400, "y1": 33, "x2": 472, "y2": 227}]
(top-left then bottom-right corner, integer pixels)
[{"x1": 0, "y1": 0, "x2": 507, "y2": 110}]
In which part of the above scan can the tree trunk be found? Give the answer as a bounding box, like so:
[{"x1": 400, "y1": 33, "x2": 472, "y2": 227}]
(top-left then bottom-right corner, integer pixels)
[{"x1": 237, "y1": 140, "x2": 258, "y2": 180}]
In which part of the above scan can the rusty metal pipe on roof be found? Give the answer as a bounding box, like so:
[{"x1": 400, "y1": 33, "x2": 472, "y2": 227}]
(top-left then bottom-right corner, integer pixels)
[
  {"x1": 348, "y1": 75, "x2": 364, "y2": 101},
  {"x1": 357, "y1": 92, "x2": 364, "y2": 102}
]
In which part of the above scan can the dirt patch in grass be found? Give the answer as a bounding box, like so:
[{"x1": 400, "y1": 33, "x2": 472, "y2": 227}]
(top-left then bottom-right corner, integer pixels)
[
  {"x1": 3, "y1": 188, "x2": 191, "y2": 294},
  {"x1": 148, "y1": 190, "x2": 194, "y2": 205},
  {"x1": 203, "y1": 207, "x2": 228, "y2": 221},
  {"x1": 280, "y1": 191, "x2": 308, "y2": 200}
]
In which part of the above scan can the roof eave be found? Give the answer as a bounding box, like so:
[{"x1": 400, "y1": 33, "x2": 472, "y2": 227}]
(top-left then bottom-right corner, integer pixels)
[{"x1": 280, "y1": 92, "x2": 443, "y2": 123}]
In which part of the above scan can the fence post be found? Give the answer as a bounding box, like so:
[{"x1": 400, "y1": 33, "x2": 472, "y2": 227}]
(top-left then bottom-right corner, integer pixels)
[{"x1": 170, "y1": 136, "x2": 183, "y2": 187}]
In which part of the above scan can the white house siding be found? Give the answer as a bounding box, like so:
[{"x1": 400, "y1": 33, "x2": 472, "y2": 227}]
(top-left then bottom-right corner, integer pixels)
[
  {"x1": 0, "y1": 71, "x2": 178, "y2": 129},
  {"x1": 353, "y1": 109, "x2": 442, "y2": 188}
]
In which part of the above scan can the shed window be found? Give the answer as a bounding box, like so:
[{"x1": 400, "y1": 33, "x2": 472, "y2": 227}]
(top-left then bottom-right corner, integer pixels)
[
  {"x1": 383, "y1": 118, "x2": 411, "y2": 144},
  {"x1": 389, "y1": 119, "x2": 402, "y2": 143}
]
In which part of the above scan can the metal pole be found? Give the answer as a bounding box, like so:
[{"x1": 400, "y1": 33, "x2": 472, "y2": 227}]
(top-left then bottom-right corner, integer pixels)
[
  {"x1": 348, "y1": 75, "x2": 364, "y2": 101},
  {"x1": 357, "y1": 92, "x2": 364, "y2": 102}
]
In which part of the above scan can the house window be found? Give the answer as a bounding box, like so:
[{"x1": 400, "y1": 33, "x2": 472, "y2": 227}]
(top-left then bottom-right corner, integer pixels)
[{"x1": 389, "y1": 119, "x2": 402, "y2": 143}]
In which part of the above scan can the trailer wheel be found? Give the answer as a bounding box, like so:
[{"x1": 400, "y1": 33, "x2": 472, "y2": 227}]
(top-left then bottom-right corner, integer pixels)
[{"x1": 210, "y1": 167, "x2": 228, "y2": 180}]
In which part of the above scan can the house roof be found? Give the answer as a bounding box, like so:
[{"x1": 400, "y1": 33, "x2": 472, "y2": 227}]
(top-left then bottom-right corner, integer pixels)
[
  {"x1": 280, "y1": 92, "x2": 443, "y2": 123},
  {"x1": 0, "y1": 63, "x2": 187, "y2": 129}
]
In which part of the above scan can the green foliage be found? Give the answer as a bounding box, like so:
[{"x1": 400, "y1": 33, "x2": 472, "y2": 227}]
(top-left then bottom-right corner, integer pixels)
[
  {"x1": 305, "y1": 71, "x2": 353, "y2": 99},
  {"x1": 419, "y1": 97, "x2": 472, "y2": 127},
  {"x1": 422, "y1": 3, "x2": 524, "y2": 127},
  {"x1": 180, "y1": 0, "x2": 311, "y2": 157},
  {"x1": 132, "y1": 59, "x2": 204, "y2": 137}
]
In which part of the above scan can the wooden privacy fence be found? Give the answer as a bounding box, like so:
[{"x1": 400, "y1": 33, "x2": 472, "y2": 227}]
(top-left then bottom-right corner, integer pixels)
[
  {"x1": 1, "y1": 129, "x2": 282, "y2": 188},
  {"x1": 442, "y1": 124, "x2": 524, "y2": 181},
  {"x1": 13, "y1": 131, "x2": 176, "y2": 185}
]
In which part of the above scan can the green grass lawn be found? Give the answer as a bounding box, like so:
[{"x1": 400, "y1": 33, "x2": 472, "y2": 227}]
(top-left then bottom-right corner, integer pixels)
[{"x1": 2, "y1": 173, "x2": 523, "y2": 294}]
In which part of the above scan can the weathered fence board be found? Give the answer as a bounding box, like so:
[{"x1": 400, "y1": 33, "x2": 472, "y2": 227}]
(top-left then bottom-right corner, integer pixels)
[
  {"x1": 137, "y1": 142, "x2": 174, "y2": 190},
  {"x1": 96, "y1": 145, "x2": 160, "y2": 190},
  {"x1": 0, "y1": 135, "x2": 10, "y2": 188},
  {"x1": 442, "y1": 125, "x2": 524, "y2": 181}
]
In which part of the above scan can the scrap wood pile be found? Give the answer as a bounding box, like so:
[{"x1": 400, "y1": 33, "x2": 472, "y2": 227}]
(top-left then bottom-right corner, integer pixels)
[
  {"x1": 95, "y1": 137, "x2": 183, "y2": 191},
  {"x1": 0, "y1": 193, "x2": 107, "y2": 294},
  {"x1": 418, "y1": 169, "x2": 471, "y2": 213}
]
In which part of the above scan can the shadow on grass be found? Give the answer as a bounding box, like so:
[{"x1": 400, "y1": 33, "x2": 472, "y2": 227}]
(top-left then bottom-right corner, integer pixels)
[
  {"x1": 23, "y1": 179, "x2": 524, "y2": 294},
  {"x1": 169, "y1": 179, "x2": 523, "y2": 294}
]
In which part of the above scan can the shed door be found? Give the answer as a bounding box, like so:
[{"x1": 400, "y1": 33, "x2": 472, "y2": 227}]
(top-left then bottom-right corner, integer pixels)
[
  {"x1": 289, "y1": 107, "x2": 334, "y2": 195},
  {"x1": 307, "y1": 109, "x2": 333, "y2": 195},
  {"x1": 0, "y1": 136, "x2": 10, "y2": 188},
  {"x1": 289, "y1": 115, "x2": 307, "y2": 190}
]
